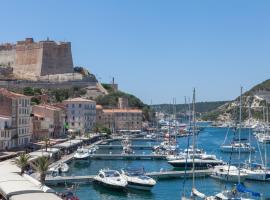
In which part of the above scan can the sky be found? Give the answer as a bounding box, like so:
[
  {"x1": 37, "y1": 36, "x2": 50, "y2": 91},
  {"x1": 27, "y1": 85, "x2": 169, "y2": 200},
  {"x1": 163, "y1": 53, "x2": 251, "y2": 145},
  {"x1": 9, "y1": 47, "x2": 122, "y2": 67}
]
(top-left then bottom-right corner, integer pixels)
[{"x1": 1, "y1": 0, "x2": 270, "y2": 104}]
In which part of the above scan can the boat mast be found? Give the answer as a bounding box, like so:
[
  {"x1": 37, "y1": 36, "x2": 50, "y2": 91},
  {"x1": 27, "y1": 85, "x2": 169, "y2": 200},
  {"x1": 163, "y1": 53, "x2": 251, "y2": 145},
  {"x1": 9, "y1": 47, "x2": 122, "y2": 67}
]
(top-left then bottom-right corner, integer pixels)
[
  {"x1": 248, "y1": 100, "x2": 252, "y2": 165},
  {"x1": 238, "y1": 86, "x2": 243, "y2": 184},
  {"x1": 192, "y1": 88, "x2": 196, "y2": 190},
  {"x1": 265, "y1": 103, "x2": 268, "y2": 168}
]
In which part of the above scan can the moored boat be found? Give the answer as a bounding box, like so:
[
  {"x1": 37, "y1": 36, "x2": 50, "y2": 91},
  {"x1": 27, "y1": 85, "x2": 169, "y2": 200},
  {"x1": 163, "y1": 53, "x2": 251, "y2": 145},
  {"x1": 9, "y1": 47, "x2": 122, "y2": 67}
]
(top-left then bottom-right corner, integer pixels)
[
  {"x1": 49, "y1": 162, "x2": 69, "y2": 174},
  {"x1": 121, "y1": 167, "x2": 156, "y2": 191},
  {"x1": 211, "y1": 165, "x2": 247, "y2": 183},
  {"x1": 93, "y1": 169, "x2": 127, "y2": 190},
  {"x1": 73, "y1": 147, "x2": 90, "y2": 160}
]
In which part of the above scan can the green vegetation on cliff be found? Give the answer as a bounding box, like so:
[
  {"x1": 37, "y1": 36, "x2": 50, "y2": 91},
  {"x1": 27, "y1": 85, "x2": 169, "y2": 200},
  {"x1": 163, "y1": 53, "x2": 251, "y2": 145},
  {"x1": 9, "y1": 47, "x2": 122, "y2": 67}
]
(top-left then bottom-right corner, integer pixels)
[
  {"x1": 13, "y1": 87, "x2": 87, "y2": 105},
  {"x1": 96, "y1": 86, "x2": 152, "y2": 121},
  {"x1": 152, "y1": 101, "x2": 228, "y2": 114},
  {"x1": 201, "y1": 79, "x2": 270, "y2": 121}
]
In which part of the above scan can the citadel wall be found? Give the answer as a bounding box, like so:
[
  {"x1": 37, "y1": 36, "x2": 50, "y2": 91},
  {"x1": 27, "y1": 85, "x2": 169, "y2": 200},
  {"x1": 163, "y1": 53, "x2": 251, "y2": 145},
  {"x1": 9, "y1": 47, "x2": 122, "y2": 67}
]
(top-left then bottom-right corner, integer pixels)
[{"x1": 0, "y1": 38, "x2": 74, "y2": 80}]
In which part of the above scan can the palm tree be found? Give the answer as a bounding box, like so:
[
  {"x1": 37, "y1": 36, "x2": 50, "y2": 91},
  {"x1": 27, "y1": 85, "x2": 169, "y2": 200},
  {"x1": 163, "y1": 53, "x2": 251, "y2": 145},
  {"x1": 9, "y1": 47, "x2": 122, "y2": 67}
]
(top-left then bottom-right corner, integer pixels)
[
  {"x1": 36, "y1": 156, "x2": 49, "y2": 185},
  {"x1": 13, "y1": 153, "x2": 31, "y2": 175}
]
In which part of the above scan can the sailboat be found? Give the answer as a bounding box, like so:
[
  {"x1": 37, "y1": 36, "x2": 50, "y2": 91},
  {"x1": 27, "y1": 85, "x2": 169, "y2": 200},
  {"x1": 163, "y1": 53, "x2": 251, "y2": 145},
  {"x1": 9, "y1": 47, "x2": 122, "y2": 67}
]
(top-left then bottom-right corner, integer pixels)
[
  {"x1": 241, "y1": 104, "x2": 270, "y2": 181},
  {"x1": 213, "y1": 87, "x2": 261, "y2": 199},
  {"x1": 220, "y1": 95, "x2": 255, "y2": 154},
  {"x1": 256, "y1": 106, "x2": 270, "y2": 143},
  {"x1": 181, "y1": 89, "x2": 210, "y2": 200},
  {"x1": 153, "y1": 101, "x2": 179, "y2": 155}
]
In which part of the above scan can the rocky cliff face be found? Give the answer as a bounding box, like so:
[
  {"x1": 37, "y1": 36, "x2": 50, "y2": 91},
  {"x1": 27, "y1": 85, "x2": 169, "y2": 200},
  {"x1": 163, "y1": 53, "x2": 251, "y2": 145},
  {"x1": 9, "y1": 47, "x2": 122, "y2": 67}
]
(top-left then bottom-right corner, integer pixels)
[{"x1": 202, "y1": 79, "x2": 270, "y2": 122}]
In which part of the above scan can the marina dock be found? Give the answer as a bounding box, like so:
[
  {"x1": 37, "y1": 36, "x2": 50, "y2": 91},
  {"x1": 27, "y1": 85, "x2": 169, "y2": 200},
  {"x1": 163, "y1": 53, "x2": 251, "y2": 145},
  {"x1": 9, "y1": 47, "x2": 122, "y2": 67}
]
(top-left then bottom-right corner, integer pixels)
[
  {"x1": 89, "y1": 154, "x2": 166, "y2": 160},
  {"x1": 97, "y1": 144, "x2": 153, "y2": 150},
  {"x1": 45, "y1": 169, "x2": 211, "y2": 185}
]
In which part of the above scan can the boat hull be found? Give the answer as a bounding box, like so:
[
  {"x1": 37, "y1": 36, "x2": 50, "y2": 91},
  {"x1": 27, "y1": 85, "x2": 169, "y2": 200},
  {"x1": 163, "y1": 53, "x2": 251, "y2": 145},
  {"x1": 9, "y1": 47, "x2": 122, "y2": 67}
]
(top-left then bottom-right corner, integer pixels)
[
  {"x1": 242, "y1": 169, "x2": 270, "y2": 181},
  {"x1": 168, "y1": 160, "x2": 223, "y2": 169},
  {"x1": 93, "y1": 180, "x2": 126, "y2": 191},
  {"x1": 220, "y1": 146, "x2": 255, "y2": 153},
  {"x1": 127, "y1": 181, "x2": 154, "y2": 191},
  {"x1": 210, "y1": 174, "x2": 246, "y2": 183}
]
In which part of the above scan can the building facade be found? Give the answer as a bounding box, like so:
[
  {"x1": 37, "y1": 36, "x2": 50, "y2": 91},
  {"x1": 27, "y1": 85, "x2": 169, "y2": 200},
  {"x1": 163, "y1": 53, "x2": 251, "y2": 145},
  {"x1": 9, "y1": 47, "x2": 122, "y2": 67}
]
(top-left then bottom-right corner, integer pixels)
[
  {"x1": 102, "y1": 109, "x2": 143, "y2": 132},
  {"x1": 0, "y1": 115, "x2": 16, "y2": 150},
  {"x1": 0, "y1": 88, "x2": 32, "y2": 149},
  {"x1": 64, "y1": 98, "x2": 96, "y2": 134},
  {"x1": 32, "y1": 105, "x2": 66, "y2": 141}
]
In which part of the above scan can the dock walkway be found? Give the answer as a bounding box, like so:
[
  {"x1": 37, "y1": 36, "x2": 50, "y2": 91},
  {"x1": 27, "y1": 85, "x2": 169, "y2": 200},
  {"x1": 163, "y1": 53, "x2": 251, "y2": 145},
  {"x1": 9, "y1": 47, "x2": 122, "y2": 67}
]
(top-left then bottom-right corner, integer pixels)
[
  {"x1": 89, "y1": 154, "x2": 166, "y2": 160},
  {"x1": 45, "y1": 169, "x2": 211, "y2": 185},
  {"x1": 98, "y1": 144, "x2": 153, "y2": 150}
]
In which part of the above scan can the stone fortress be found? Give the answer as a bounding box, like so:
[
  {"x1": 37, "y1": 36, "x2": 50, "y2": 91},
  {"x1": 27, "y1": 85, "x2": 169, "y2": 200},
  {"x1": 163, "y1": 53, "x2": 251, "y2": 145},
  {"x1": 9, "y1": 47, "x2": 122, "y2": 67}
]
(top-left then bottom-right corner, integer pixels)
[{"x1": 0, "y1": 38, "x2": 77, "y2": 81}]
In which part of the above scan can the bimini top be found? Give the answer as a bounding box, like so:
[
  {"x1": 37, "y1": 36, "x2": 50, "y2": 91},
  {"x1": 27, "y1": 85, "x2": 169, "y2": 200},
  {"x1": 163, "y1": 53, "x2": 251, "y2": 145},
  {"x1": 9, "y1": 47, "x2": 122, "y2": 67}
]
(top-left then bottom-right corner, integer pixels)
[{"x1": 123, "y1": 167, "x2": 145, "y2": 176}]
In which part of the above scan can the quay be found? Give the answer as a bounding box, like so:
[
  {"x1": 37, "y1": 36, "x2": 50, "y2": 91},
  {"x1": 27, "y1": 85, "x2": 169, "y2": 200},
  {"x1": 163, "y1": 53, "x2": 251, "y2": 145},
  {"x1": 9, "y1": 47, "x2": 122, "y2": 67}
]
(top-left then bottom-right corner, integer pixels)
[
  {"x1": 45, "y1": 169, "x2": 211, "y2": 186},
  {"x1": 89, "y1": 154, "x2": 166, "y2": 160},
  {"x1": 97, "y1": 144, "x2": 153, "y2": 150}
]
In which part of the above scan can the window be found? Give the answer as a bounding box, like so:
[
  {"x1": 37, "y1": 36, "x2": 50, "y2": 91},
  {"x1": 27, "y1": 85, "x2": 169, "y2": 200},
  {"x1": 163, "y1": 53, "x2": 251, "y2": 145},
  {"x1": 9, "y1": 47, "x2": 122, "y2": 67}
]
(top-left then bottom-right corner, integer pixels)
[{"x1": 79, "y1": 104, "x2": 82, "y2": 108}]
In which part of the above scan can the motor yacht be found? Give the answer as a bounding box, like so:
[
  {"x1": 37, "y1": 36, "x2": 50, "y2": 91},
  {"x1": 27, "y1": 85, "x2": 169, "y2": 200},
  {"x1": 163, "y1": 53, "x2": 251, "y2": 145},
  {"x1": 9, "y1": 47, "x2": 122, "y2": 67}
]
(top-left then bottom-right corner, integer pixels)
[
  {"x1": 211, "y1": 165, "x2": 247, "y2": 183},
  {"x1": 93, "y1": 169, "x2": 127, "y2": 190},
  {"x1": 73, "y1": 147, "x2": 90, "y2": 160},
  {"x1": 121, "y1": 168, "x2": 156, "y2": 191}
]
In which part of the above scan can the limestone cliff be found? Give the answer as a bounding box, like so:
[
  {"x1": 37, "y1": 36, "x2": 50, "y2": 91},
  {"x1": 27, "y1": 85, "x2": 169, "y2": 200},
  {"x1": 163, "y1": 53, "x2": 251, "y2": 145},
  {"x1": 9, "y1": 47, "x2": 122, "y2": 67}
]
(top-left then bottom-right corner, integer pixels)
[{"x1": 202, "y1": 79, "x2": 270, "y2": 122}]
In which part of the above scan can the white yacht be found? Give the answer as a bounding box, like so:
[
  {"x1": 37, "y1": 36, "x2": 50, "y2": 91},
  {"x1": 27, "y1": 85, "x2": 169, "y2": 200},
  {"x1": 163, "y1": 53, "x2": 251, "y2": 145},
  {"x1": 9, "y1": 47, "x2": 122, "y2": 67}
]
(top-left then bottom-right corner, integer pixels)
[
  {"x1": 241, "y1": 163, "x2": 270, "y2": 181},
  {"x1": 168, "y1": 146, "x2": 223, "y2": 169},
  {"x1": 221, "y1": 139, "x2": 255, "y2": 153},
  {"x1": 211, "y1": 165, "x2": 248, "y2": 183},
  {"x1": 257, "y1": 133, "x2": 270, "y2": 143},
  {"x1": 49, "y1": 162, "x2": 69, "y2": 174},
  {"x1": 121, "y1": 168, "x2": 156, "y2": 191},
  {"x1": 93, "y1": 169, "x2": 127, "y2": 190},
  {"x1": 168, "y1": 155, "x2": 223, "y2": 170},
  {"x1": 73, "y1": 147, "x2": 90, "y2": 160}
]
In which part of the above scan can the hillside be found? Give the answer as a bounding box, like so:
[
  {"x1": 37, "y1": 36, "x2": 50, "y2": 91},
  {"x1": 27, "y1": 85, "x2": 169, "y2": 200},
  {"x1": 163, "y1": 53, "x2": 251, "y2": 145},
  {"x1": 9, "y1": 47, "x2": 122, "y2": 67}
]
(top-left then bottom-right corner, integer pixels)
[
  {"x1": 152, "y1": 101, "x2": 228, "y2": 114},
  {"x1": 96, "y1": 84, "x2": 152, "y2": 121},
  {"x1": 202, "y1": 79, "x2": 270, "y2": 122}
]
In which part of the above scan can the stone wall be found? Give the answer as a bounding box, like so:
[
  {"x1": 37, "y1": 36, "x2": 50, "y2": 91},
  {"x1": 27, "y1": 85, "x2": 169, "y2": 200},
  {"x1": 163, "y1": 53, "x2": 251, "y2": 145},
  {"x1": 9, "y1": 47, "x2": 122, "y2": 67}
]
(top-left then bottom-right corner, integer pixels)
[
  {"x1": 40, "y1": 41, "x2": 73, "y2": 76},
  {"x1": 0, "y1": 38, "x2": 74, "y2": 80},
  {"x1": 0, "y1": 45, "x2": 15, "y2": 68}
]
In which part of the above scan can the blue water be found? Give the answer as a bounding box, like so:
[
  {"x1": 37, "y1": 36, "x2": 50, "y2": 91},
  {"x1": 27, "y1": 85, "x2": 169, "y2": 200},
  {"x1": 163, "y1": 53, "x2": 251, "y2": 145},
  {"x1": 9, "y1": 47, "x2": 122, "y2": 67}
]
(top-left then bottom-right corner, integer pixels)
[{"x1": 52, "y1": 127, "x2": 270, "y2": 200}]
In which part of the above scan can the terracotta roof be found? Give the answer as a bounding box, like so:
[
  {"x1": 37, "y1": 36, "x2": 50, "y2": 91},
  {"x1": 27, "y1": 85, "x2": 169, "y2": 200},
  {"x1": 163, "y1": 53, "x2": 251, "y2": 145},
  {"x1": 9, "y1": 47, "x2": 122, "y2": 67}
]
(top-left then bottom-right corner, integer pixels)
[
  {"x1": 63, "y1": 97, "x2": 96, "y2": 103},
  {"x1": 0, "y1": 88, "x2": 29, "y2": 99},
  {"x1": 33, "y1": 104, "x2": 62, "y2": 111},
  {"x1": 103, "y1": 109, "x2": 142, "y2": 113}
]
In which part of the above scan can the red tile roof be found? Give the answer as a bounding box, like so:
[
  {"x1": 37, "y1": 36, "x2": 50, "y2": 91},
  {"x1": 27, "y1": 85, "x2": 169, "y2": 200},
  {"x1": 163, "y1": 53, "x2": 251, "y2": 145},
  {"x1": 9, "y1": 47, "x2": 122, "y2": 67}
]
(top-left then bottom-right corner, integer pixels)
[
  {"x1": 103, "y1": 109, "x2": 142, "y2": 113},
  {"x1": 0, "y1": 88, "x2": 29, "y2": 99}
]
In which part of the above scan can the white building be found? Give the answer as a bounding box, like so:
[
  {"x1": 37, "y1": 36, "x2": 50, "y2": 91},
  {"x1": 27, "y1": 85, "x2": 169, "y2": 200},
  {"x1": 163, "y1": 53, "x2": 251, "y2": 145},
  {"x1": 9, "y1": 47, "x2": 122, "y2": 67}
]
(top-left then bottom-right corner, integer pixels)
[
  {"x1": 0, "y1": 88, "x2": 32, "y2": 150},
  {"x1": 0, "y1": 115, "x2": 15, "y2": 150},
  {"x1": 63, "y1": 97, "x2": 96, "y2": 134}
]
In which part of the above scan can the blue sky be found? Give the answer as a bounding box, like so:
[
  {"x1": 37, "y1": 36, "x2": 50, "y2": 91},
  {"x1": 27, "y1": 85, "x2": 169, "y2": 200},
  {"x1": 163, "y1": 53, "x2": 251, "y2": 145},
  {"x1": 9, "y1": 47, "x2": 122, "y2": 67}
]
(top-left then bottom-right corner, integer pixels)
[{"x1": 1, "y1": 0, "x2": 270, "y2": 104}]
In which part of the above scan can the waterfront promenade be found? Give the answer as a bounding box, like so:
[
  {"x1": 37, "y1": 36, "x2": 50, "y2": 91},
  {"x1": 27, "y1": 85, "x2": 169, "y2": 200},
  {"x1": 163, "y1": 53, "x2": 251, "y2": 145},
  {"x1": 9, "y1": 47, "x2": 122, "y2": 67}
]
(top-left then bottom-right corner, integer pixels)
[{"x1": 0, "y1": 133, "x2": 104, "y2": 200}]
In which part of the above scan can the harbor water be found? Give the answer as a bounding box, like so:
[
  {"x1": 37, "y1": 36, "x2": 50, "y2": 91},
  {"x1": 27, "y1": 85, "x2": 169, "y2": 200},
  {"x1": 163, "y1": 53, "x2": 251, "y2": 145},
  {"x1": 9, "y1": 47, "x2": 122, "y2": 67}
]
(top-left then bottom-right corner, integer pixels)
[{"x1": 52, "y1": 127, "x2": 270, "y2": 200}]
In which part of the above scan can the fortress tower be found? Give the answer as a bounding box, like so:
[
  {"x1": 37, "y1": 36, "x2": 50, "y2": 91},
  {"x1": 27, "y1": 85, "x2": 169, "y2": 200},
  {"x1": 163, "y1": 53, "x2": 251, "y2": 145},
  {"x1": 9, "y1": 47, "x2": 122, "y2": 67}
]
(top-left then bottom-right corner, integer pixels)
[{"x1": 0, "y1": 38, "x2": 74, "y2": 80}]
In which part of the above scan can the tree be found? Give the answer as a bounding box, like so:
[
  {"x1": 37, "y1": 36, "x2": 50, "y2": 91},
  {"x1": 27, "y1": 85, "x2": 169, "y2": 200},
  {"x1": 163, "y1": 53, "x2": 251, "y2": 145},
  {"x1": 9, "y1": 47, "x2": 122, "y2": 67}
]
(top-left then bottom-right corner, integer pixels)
[
  {"x1": 23, "y1": 87, "x2": 34, "y2": 96},
  {"x1": 37, "y1": 156, "x2": 49, "y2": 185},
  {"x1": 13, "y1": 153, "x2": 31, "y2": 175}
]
